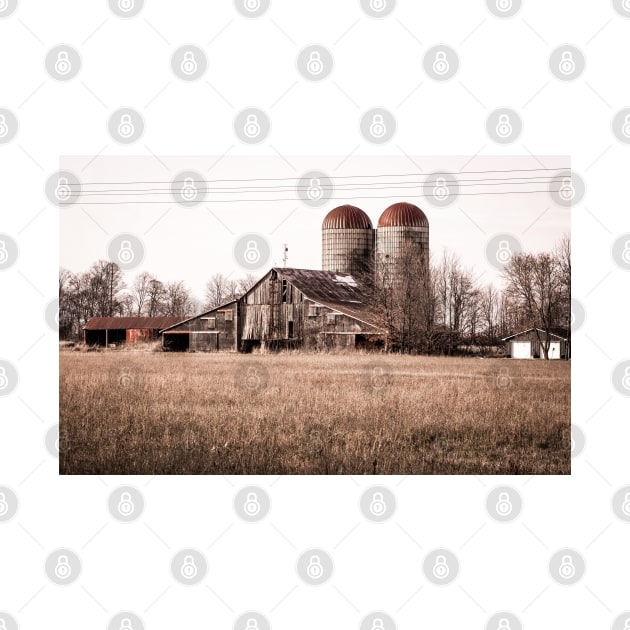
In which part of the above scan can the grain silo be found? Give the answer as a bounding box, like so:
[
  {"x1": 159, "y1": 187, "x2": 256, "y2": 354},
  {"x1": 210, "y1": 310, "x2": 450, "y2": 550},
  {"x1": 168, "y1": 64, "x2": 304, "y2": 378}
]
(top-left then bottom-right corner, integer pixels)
[
  {"x1": 376, "y1": 202, "x2": 429, "y2": 283},
  {"x1": 322, "y1": 205, "x2": 375, "y2": 277}
]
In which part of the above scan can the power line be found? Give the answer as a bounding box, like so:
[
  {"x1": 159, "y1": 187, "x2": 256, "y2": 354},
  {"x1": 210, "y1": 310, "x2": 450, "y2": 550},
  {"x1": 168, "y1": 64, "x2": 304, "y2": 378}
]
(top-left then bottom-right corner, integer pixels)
[
  {"x1": 70, "y1": 175, "x2": 572, "y2": 196},
  {"x1": 66, "y1": 166, "x2": 570, "y2": 187},
  {"x1": 59, "y1": 188, "x2": 572, "y2": 205}
]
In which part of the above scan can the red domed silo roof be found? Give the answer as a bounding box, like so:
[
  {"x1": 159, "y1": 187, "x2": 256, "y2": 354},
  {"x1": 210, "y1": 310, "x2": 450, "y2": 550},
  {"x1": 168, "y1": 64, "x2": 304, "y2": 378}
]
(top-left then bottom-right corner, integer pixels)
[
  {"x1": 378, "y1": 202, "x2": 429, "y2": 228},
  {"x1": 322, "y1": 205, "x2": 373, "y2": 230}
]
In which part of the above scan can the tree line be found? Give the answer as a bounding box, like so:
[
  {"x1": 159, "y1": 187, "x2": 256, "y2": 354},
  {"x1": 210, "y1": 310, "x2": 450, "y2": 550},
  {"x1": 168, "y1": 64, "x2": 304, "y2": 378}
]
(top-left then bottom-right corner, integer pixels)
[
  {"x1": 366, "y1": 235, "x2": 570, "y2": 356},
  {"x1": 60, "y1": 235, "x2": 570, "y2": 357},
  {"x1": 59, "y1": 262, "x2": 258, "y2": 339}
]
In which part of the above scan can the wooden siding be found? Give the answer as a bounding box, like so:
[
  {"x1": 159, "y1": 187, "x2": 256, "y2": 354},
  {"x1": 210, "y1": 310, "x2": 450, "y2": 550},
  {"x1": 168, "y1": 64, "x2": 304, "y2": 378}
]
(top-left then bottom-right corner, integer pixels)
[
  {"x1": 160, "y1": 269, "x2": 384, "y2": 352},
  {"x1": 163, "y1": 303, "x2": 238, "y2": 352}
]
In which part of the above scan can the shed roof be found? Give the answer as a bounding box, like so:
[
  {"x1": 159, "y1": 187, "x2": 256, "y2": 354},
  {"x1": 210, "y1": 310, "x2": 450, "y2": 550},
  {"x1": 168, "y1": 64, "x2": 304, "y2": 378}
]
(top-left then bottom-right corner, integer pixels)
[
  {"x1": 501, "y1": 327, "x2": 568, "y2": 341},
  {"x1": 84, "y1": 316, "x2": 185, "y2": 330},
  {"x1": 160, "y1": 300, "x2": 239, "y2": 332}
]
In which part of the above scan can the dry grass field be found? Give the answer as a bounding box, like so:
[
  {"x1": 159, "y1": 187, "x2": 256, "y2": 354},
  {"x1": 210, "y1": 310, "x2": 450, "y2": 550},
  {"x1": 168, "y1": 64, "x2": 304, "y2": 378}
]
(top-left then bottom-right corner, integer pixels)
[{"x1": 59, "y1": 351, "x2": 570, "y2": 475}]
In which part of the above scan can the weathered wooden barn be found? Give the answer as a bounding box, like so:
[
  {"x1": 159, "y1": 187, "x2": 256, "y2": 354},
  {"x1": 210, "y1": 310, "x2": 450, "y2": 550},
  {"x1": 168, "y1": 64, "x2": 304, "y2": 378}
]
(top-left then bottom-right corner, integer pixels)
[
  {"x1": 84, "y1": 316, "x2": 184, "y2": 346},
  {"x1": 160, "y1": 267, "x2": 385, "y2": 352},
  {"x1": 502, "y1": 328, "x2": 569, "y2": 359}
]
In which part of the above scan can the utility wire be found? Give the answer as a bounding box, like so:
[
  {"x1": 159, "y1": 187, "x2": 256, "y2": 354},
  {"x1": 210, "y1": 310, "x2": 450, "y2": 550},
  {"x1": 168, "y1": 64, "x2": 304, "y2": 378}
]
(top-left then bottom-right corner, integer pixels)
[
  {"x1": 64, "y1": 166, "x2": 570, "y2": 187},
  {"x1": 70, "y1": 175, "x2": 572, "y2": 196},
  {"x1": 60, "y1": 188, "x2": 572, "y2": 205}
]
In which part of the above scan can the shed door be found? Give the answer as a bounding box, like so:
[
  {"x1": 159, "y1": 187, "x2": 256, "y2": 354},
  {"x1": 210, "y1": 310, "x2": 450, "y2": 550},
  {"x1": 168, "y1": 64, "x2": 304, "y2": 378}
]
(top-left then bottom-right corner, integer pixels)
[
  {"x1": 548, "y1": 342, "x2": 560, "y2": 359},
  {"x1": 512, "y1": 341, "x2": 531, "y2": 359}
]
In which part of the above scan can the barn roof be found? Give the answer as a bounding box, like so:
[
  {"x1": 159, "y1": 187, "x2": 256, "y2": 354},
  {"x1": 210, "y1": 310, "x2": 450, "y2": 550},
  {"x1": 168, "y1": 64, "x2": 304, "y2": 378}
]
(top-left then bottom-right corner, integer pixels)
[
  {"x1": 502, "y1": 327, "x2": 568, "y2": 341},
  {"x1": 160, "y1": 300, "x2": 238, "y2": 332},
  {"x1": 160, "y1": 268, "x2": 384, "y2": 334},
  {"x1": 274, "y1": 268, "x2": 382, "y2": 329},
  {"x1": 84, "y1": 316, "x2": 185, "y2": 330}
]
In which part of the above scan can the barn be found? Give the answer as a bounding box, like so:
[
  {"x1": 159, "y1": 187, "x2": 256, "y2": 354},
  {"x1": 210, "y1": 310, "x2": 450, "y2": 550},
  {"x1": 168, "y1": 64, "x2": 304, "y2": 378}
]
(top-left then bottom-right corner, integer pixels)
[
  {"x1": 502, "y1": 328, "x2": 569, "y2": 359},
  {"x1": 160, "y1": 267, "x2": 385, "y2": 352},
  {"x1": 160, "y1": 201, "x2": 429, "y2": 353},
  {"x1": 83, "y1": 316, "x2": 185, "y2": 346}
]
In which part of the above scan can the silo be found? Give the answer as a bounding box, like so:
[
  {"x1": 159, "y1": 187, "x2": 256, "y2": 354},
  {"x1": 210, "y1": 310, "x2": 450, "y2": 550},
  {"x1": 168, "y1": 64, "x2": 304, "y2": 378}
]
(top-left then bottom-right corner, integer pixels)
[
  {"x1": 322, "y1": 205, "x2": 375, "y2": 277},
  {"x1": 376, "y1": 202, "x2": 429, "y2": 283}
]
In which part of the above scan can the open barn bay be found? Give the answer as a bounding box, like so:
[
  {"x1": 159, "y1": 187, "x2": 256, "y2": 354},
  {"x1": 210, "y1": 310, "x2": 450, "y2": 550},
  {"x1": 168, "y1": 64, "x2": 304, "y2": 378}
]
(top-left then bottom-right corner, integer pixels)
[{"x1": 60, "y1": 352, "x2": 570, "y2": 475}]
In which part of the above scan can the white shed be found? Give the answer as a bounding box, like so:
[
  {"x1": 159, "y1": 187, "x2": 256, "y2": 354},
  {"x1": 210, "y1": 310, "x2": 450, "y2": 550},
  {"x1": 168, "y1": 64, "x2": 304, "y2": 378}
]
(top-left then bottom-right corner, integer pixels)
[{"x1": 502, "y1": 328, "x2": 568, "y2": 359}]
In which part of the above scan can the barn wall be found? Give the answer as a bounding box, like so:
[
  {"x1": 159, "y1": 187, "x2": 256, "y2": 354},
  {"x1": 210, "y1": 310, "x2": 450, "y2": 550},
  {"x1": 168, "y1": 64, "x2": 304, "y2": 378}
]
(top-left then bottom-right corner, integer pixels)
[
  {"x1": 126, "y1": 328, "x2": 154, "y2": 343},
  {"x1": 241, "y1": 272, "x2": 305, "y2": 342},
  {"x1": 162, "y1": 303, "x2": 238, "y2": 352},
  {"x1": 240, "y1": 271, "x2": 374, "y2": 347}
]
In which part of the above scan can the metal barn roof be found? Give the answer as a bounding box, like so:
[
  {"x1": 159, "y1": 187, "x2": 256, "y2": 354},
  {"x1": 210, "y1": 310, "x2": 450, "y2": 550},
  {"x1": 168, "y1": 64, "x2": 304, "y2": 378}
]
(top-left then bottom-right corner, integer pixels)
[
  {"x1": 275, "y1": 268, "x2": 382, "y2": 328},
  {"x1": 84, "y1": 316, "x2": 185, "y2": 330}
]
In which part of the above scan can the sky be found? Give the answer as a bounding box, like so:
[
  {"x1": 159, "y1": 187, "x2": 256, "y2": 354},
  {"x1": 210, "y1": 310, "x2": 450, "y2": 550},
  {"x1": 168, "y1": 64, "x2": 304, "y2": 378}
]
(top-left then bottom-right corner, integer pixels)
[{"x1": 59, "y1": 154, "x2": 571, "y2": 302}]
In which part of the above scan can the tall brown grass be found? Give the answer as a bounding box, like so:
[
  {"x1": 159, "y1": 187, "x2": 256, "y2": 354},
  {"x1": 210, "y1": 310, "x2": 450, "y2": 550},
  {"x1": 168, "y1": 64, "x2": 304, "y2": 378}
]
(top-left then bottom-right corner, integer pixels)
[{"x1": 59, "y1": 352, "x2": 570, "y2": 475}]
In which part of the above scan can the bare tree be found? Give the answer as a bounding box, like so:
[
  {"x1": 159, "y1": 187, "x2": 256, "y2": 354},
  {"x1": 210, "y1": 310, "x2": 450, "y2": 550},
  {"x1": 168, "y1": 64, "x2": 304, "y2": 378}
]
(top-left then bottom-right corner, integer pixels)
[
  {"x1": 238, "y1": 274, "x2": 259, "y2": 294},
  {"x1": 164, "y1": 280, "x2": 195, "y2": 317},
  {"x1": 433, "y1": 250, "x2": 480, "y2": 353},
  {"x1": 480, "y1": 284, "x2": 499, "y2": 341},
  {"x1": 130, "y1": 272, "x2": 155, "y2": 315},
  {"x1": 502, "y1": 252, "x2": 564, "y2": 359},
  {"x1": 146, "y1": 278, "x2": 167, "y2": 316},
  {"x1": 204, "y1": 273, "x2": 228, "y2": 309}
]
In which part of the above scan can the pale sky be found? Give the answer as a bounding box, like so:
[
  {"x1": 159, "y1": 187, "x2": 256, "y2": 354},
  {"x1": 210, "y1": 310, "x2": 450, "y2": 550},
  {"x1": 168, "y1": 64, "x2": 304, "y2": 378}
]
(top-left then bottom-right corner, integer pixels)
[{"x1": 60, "y1": 154, "x2": 570, "y2": 302}]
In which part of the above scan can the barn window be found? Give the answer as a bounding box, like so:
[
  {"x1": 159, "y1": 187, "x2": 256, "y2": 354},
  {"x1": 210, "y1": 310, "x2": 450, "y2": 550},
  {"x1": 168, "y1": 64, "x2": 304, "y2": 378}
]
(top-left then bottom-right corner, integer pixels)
[
  {"x1": 288, "y1": 321, "x2": 294, "y2": 338},
  {"x1": 326, "y1": 313, "x2": 337, "y2": 324},
  {"x1": 282, "y1": 279, "x2": 288, "y2": 303},
  {"x1": 308, "y1": 305, "x2": 318, "y2": 317},
  {"x1": 225, "y1": 310, "x2": 233, "y2": 321},
  {"x1": 207, "y1": 317, "x2": 216, "y2": 330}
]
